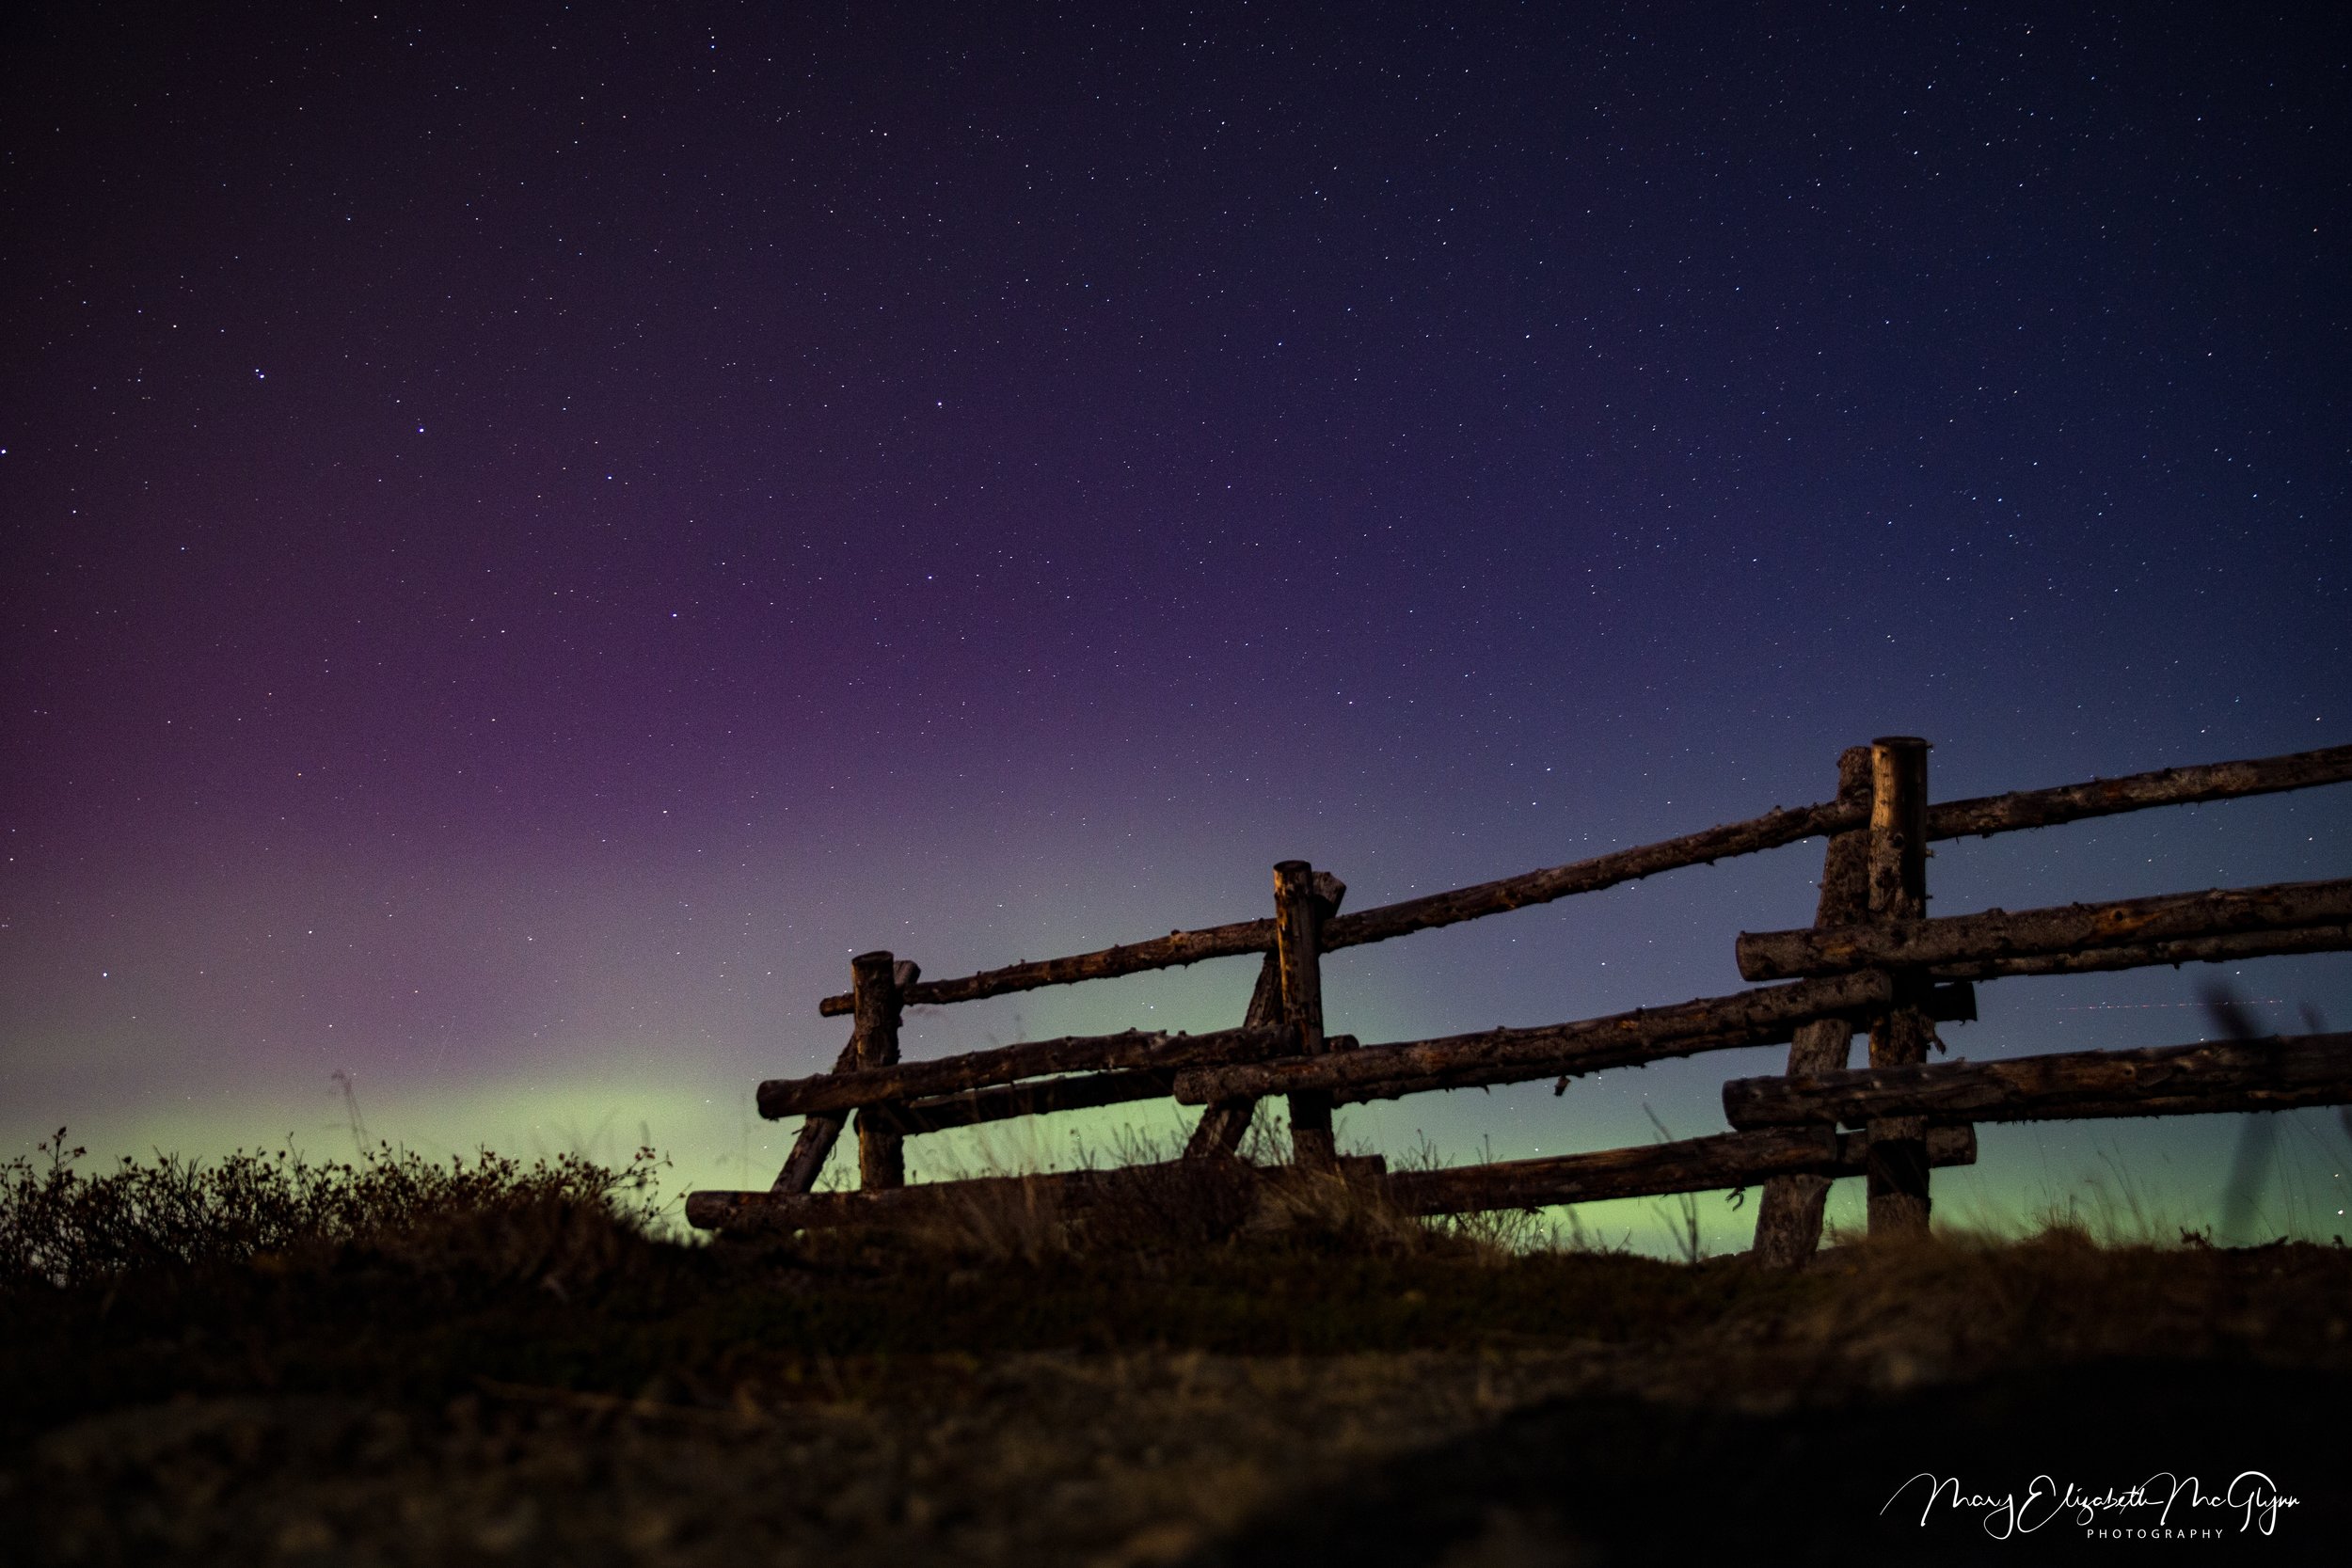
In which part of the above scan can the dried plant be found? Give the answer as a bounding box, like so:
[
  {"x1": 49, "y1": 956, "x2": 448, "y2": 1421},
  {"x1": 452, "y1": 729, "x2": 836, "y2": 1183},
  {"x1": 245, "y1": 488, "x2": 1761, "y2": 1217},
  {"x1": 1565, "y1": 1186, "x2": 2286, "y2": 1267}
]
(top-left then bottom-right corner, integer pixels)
[{"x1": 0, "y1": 1129, "x2": 673, "y2": 1293}]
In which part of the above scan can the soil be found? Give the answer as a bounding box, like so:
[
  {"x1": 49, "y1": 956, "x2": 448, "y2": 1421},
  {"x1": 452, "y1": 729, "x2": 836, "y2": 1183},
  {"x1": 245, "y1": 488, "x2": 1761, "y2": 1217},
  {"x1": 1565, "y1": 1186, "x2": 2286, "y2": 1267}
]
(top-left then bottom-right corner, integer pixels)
[{"x1": 6, "y1": 1225, "x2": 2348, "y2": 1565}]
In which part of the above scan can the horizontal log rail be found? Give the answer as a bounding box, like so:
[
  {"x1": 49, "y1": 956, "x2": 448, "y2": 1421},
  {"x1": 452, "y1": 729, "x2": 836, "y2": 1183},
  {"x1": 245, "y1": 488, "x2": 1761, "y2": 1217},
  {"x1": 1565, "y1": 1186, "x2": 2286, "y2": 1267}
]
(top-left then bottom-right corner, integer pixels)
[
  {"x1": 1723, "y1": 1032, "x2": 2352, "y2": 1129},
  {"x1": 1924, "y1": 743, "x2": 2352, "y2": 839},
  {"x1": 686, "y1": 1154, "x2": 1388, "y2": 1233},
  {"x1": 757, "y1": 1023, "x2": 1300, "y2": 1120},
  {"x1": 1172, "y1": 972, "x2": 1896, "y2": 1106},
  {"x1": 1979, "y1": 1084, "x2": 2352, "y2": 1123},
  {"x1": 1386, "y1": 1125, "x2": 1978, "y2": 1217},
  {"x1": 1320, "y1": 983, "x2": 1976, "y2": 1107},
  {"x1": 859, "y1": 1069, "x2": 1177, "y2": 1137},
  {"x1": 818, "y1": 743, "x2": 2352, "y2": 1016},
  {"x1": 1735, "y1": 878, "x2": 2352, "y2": 983},
  {"x1": 1920, "y1": 924, "x2": 2352, "y2": 982},
  {"x1": 685, "y1": 1127, "x2": 1980, "y2": 1230},
  {"x1": 1319, "y1": 1024, "x2": 1785, "y2": 1107}
]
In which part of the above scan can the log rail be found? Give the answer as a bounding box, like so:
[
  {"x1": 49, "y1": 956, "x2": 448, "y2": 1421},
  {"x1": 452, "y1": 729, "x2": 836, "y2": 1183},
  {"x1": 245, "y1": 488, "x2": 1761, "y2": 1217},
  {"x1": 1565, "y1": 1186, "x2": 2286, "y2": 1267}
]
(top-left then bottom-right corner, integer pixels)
[
  {"x1": 1723, "y1": 1032, "x2": 2352, "y2": 1130},
  {"x1": 696, "y1": 737, "x2": 2352, "y2": 1242},
  {"x1": 1734, "y1": 879, "x2": 2352, "y2": 983},
  {"x1": 818, "y1": 743, "x2": 2352, "y2": 1017}
]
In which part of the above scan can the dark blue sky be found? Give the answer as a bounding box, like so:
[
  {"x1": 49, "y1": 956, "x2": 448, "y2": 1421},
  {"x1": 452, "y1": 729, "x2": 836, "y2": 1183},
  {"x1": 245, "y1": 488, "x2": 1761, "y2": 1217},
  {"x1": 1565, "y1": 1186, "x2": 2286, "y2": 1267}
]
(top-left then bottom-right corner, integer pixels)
[{"x1": 6, "y1": 2, "x2": 2347, "y2": 1245}]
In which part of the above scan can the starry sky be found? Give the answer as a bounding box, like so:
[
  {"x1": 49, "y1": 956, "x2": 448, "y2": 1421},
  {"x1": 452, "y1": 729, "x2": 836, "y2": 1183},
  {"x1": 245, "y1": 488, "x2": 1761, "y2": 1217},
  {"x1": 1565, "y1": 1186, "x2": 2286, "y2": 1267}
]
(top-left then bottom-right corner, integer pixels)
[{"x1": 5, "y1": 1, "x2": 2348, "y2": 1251}]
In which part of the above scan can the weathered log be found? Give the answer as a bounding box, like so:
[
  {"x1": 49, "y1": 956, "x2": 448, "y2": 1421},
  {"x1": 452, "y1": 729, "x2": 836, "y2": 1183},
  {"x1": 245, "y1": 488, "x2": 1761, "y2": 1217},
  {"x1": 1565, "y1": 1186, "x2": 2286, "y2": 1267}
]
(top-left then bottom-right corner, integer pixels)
[
  {"x1": 771, "y1": 1037, "x2": 858, "y2": 1193},
  {"x1": 1924, "y1": 742, "x2": 2352, "y2": 840},
  {"x1": 850, "y1": 953, "x2": 908, "y2": 1189},
  {"x1": 1384, "y1": 1124, "x2": 1978, "y2": 1218},
  {"x1": 1753, "y1": 745, "x2": 1874, "y2": 1268},
  {"x1": 1724, "y1": 1032, "x2": 2352, "y2": 1129},
  {"x1": 1867, "y1": 737, "x2": 1930, "y2": 925},
  {"x1": 1864, "y1": 737, "x2": 1935, "y2": 1236},
  {"x1": 1185, "y1": 953, "x2": 1281, "y2": 1159},
  {"x1": 685, "y1": 1154, "x2": 1388, "y2": 1233},
  {"x1": 758, "y1": 1023, "x2": 1297, "y2": 1119},
  {"x1": 1737, "y1": 878, "x2": 2352, "y2": 983},
  {"x1": 1920, "y1": 925, "x2": 2352, "y2": 980},
  {"x1": 806, "y1": 804, "x2": 1857, "y2": 1018},
  {"x1": 1273, "y1": 861, "x2": 1338, "y2": 1170},
  {"x1": 1316, "y1": 800, "x2": 1867, "y2": 953},
  {"x1": 1319, "y1": 1025, "x2": 1771, "y2": 1105},
  {"x1": 816, "y1": 744, "x2": 2352, "y2": 1017},
  {"x1": 1974, "y1": 1084, "x2": 2352, "y2": 1122},
  {"x1": 1174, "y1": 971, "x2": 1895, "y2": 1105},
  {"x1": 813, "y1": 920, "x2": 1277, "y2": 1018},
  {"x1": 862, "y1": 1069, "x2": 1179, "y2": 1136},
  {"x1": 772, "y1": 956, "x2": 921, "y2": 1193},
  {"x1": 1311, "y1": 987, "x2": 1961, "y2": 1108}
]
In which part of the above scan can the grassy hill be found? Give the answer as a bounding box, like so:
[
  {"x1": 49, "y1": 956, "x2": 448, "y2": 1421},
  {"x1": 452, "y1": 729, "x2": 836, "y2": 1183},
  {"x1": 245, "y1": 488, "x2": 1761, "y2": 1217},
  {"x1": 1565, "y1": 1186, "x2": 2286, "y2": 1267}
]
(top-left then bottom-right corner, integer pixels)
[{"x1": 5, "y1": 1137, "x2": 2346, "y2": 1563}]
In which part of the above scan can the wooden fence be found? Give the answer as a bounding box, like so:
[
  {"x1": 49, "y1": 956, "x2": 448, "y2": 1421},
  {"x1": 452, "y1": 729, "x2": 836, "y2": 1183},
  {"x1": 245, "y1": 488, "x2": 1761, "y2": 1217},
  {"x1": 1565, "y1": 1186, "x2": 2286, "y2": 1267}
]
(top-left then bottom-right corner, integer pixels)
[{"x1": 686, "y1": 740, "x2": 2352, "y2": 1263}]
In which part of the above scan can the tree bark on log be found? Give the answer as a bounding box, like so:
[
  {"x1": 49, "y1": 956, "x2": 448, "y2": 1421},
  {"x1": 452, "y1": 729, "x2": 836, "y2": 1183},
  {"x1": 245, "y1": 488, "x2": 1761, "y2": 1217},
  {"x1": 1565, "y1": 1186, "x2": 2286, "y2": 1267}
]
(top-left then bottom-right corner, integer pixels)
[
  {"x1": 1314, "y1": 800, "x2": 1862, "y2": 953},
  {"x1": 1724, "y1": 1032, "x2": 2352, "y2": 1128},
  {"x1": 1274, "y1": 861, "x2": 1338, "y2": 1170},
  {"x1": 851, "y1": 952, "x2": 907, "y2": 1190},
  {"x1": 1185, "y1": 954, "x2": 1279, "y2": 1159},
  {"x1": 772, "y1": 956, "x2": 920, "y2": 1192},
  {"x1": 817, "y1": 742, "x2": 2352, "y2": 1017},
  {"x1": 1751, "y1": 745, "x2": 1873, "y2": 1268},
  {"x1": 758, "y1": 1023, "x2": 1297, "y2": 1119},
  {"x1": 863, "y1": 1069, "x2": 1179, "y2": 1136},
  {"x1": 1736, "y1": 878, "x2": 2352, "y2": 982},
  {"x1": 686, "y1": 1154, "x2": 1388, "y2": 1233},
  {"x1": 771, "y1": 1037, "x2": 859, "y2": 1193},
  {"x1": 1384, "y1": 1124, "x2": 1977, "y2": 1218},
  {"x1": 1974, "y1": 1083, "x2": 2352, "y2": 1122},
  {"x1": 815, "y1": 920, "x2": 1276, "y2": 1018},
  {"x1": 1315, "y1": 1027, "x2": 1794, "y2": 1106},
  {"x1": 1173, "y1": 971, "x2": 1895, "y2": 1105},
  {"x1": 1186, "y1": 873, "x2": 1343, "y2": 1161},
  {"x1": 1862, "y1": 737, "x2": 1935, "y2": 1237},
  {"x1": 1923, "y1": 742, "x2": 2352, "y2": 840},
  {"x1": 1310, "y1": 984, "x2": 1968, "y2": 1107},
  {"x1": 1917, "y1": 924, "x2": 2352, "y2": 980}
]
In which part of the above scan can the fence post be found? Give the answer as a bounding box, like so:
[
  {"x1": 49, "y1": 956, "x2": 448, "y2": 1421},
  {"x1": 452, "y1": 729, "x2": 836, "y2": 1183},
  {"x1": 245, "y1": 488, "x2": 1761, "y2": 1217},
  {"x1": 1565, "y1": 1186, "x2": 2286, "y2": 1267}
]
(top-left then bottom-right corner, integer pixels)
[
  {"x1": 851, "y1": 950, "x2": 909, "y2": 1190},
  {"x1": 1273, "y1": 860, "x2": 1339, "y2": 1171},
  {"x1": 1865, "y1": 736, "x2": 1934, "y2": 1236},
  {"x1": 771, "y1": 954, "x2": 918, "y2": 1193},
  {"x1": 1749, "y1": 744, "x2": 1873, "y2": 1266},
  {"x1": 1185, "y1": 873, "x2": 1344, "y2": 1161}
]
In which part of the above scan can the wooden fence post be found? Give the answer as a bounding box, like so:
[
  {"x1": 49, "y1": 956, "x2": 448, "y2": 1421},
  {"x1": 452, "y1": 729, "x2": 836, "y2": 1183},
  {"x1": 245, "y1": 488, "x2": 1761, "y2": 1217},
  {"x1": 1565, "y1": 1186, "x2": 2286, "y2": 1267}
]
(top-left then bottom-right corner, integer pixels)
[
  {"x1": 1185, "y1": 872, "x2": 1343, "y2": 1161},
  {"x1": 1865, "y1": 736, "x2": 1934, "y2": 1236},
  {"x1": 1274, "y1": 860, "x2": 1339, "y2": 1171},
  {"x1": 852, "y1": 950, "x2": 909, "y2": 1190},
  {"x1": 771, "y1": 954, "x2": 918, "y2": 1193},
  {"x1": 1749, "y1": 744, "x2": 1873, "y2": 1267}
]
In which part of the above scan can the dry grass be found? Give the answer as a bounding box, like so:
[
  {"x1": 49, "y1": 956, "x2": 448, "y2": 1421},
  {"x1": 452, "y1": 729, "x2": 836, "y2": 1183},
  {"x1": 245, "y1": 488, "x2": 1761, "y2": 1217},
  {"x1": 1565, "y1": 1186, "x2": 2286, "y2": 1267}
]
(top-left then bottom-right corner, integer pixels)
[
  {"x1": 1, "y1": 1129, "x2": 674, "y2": 1292},
  {"x1": 6, "y1": 1135, "x2": 2350, "y2": 1563}
]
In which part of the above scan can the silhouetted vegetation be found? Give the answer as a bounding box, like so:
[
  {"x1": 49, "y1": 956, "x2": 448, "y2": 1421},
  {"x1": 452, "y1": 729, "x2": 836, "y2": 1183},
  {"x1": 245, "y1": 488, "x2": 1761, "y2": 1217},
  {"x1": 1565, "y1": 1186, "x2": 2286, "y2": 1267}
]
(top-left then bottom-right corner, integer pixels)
[{"x1": 6, "y1": 1137, "x2": 2349, "y2": 1562}]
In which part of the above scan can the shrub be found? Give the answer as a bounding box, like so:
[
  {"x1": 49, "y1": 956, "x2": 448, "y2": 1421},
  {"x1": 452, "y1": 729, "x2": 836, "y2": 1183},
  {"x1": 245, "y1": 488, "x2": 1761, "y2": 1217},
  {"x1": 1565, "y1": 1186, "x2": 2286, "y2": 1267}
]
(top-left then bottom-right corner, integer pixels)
[{"x1": 0, "y1": 1130, "x2": 672, "y2": 1292}]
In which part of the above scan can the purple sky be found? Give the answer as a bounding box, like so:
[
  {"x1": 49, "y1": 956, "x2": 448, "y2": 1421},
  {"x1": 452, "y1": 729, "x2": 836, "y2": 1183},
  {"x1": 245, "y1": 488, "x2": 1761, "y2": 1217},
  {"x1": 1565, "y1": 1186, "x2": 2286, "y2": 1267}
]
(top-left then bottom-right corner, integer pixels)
[{"x1": 6, "y1": 2, "x2": 2347, "y2": 1247}]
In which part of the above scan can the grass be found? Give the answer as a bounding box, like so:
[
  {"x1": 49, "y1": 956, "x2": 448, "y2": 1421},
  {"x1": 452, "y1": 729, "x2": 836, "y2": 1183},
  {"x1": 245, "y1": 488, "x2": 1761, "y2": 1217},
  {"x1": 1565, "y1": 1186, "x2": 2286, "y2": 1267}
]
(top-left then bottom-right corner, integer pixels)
[
  {"x1": 1, "y1": 1129, "x2": 678, "y2": 1291},
  {"x1": 7, "y1": 1132, "x2": 2351, "y2": 1562}
]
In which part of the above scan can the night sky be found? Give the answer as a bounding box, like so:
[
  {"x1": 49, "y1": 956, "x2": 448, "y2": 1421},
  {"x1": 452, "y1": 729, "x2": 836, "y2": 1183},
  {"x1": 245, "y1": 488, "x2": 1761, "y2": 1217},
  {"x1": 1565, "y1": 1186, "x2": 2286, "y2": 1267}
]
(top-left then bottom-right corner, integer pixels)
[{"x1": 6, "y1": 2, "x2": 2348, "y2": 1251}]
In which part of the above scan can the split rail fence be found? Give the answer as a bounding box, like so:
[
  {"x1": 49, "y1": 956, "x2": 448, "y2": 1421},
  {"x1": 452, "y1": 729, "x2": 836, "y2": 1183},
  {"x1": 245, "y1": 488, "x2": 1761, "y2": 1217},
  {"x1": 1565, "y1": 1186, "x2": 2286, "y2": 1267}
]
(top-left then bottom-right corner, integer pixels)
[{"x1": 687, "y1": 739, "x2": 2352, "y2": 1262}]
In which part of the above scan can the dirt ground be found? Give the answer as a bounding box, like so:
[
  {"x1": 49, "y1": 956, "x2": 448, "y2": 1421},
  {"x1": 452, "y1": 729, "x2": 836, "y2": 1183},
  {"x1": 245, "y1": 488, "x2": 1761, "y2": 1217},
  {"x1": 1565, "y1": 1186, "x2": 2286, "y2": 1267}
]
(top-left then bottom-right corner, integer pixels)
[{"x1": 9, "y1": 1233, "x2": 2350, "y2": 1565}]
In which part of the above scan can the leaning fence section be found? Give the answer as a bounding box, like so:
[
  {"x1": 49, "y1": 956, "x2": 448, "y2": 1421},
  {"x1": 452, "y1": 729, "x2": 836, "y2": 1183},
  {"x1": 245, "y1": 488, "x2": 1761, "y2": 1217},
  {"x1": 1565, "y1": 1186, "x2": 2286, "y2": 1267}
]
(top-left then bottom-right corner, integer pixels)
[{"x1": 685, "y1": 741, "x2": 2352, "y2": 1261}]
